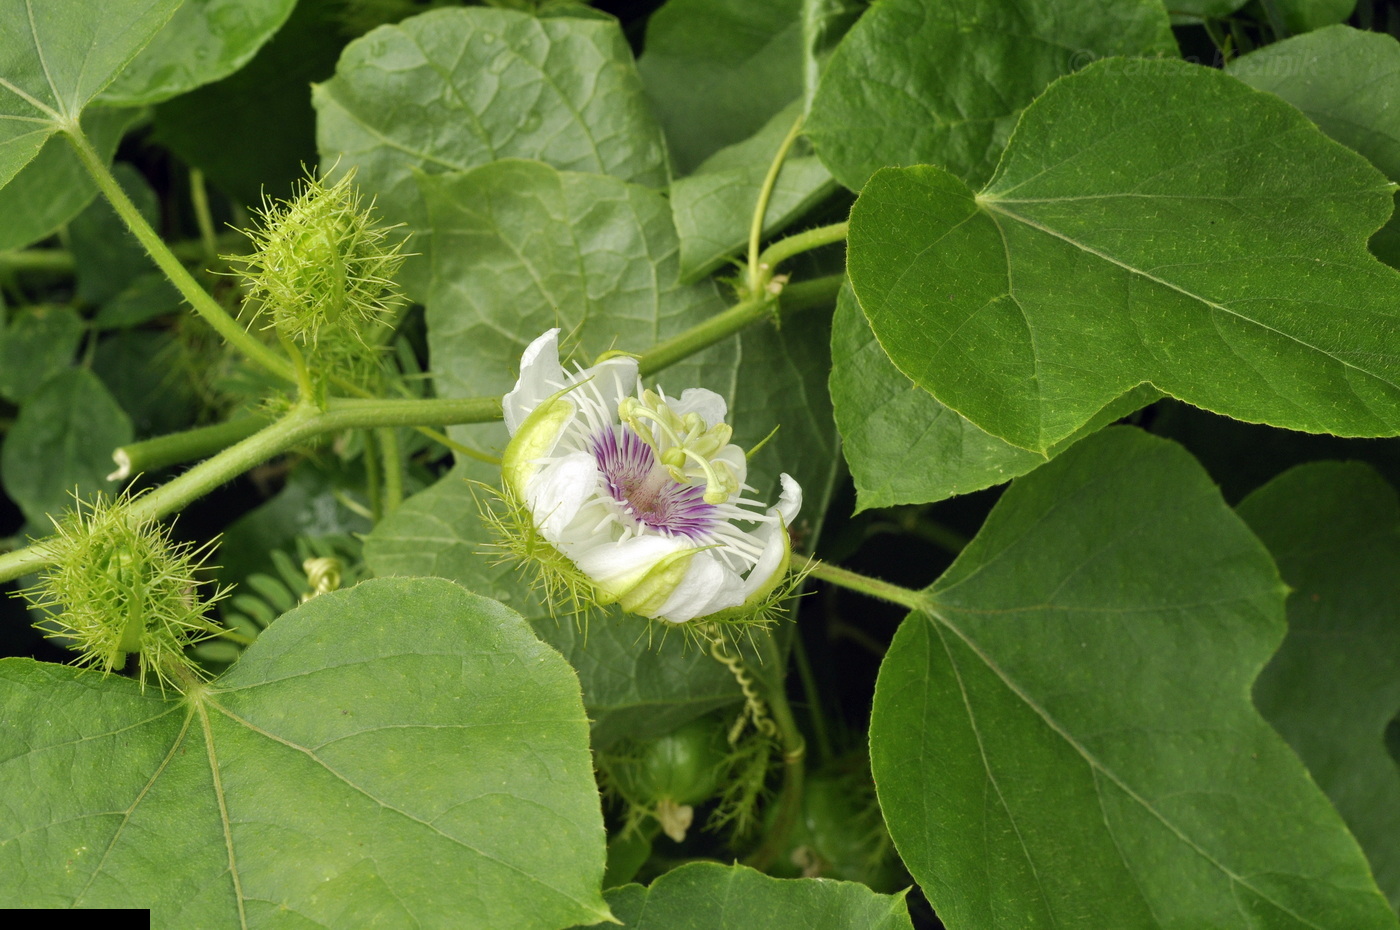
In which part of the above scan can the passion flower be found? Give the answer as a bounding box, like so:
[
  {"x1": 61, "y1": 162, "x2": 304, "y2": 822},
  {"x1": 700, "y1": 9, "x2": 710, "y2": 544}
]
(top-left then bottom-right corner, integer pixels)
[{"x1": 499, "y1": 329, "x2": 801, "y2": 623}]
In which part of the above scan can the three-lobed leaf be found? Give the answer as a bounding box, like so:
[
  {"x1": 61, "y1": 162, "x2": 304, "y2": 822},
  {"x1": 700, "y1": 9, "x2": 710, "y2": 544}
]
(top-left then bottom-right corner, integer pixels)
[
  {"x1": 870, "y1": 426, "x2": 1398, "y2": 927},
  {"x1": 1229, "y1": 25, "x2": 1400, "y2": 267},
  {"x1": 806, "y1": 0, "x2": 1176, "y2": 190},
  {"x1": 314, "y1": 6, "x2": 668, "y2": 297},
  {"x1": 1239, "y1": 462, "x2": 1400, "y2": 910},
  {"x1": 99, "y1": 0, "x2": 296, "y2": 106},
  {"x1": 848, "y1": 58, "x2": 1400, "y2": 455},
  {"x1": 0, "y1": 578, "x2": 612, "y2": 927},
  {"x1": 0, "y1": 0, "x2": 180, "y2": 188}
]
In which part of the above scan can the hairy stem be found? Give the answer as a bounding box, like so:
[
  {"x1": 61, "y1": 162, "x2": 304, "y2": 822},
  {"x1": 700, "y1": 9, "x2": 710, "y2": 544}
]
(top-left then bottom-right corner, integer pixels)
[
  {"x1": 758, "y1": 221, "x2": 848, "y2": 274},
  {"x1": 747, "y1": 112, "x2": 808, "y2": 296},
  {"x1": 742, "y1": 626, "x2": 806, "y2": 872},
  {"x1": 378, "y1": 427, "x2": 404, "y2": 513},
  {"x1": 190, "y1": 168, "x2": 219, "y2": 266},
  {"x1": 63, "y1": 125, "x2": 296, "y2": 384},
  {"x1": 637, "y1": 272, "x2": 843, "y2": 378},
  {"x1": 800, "y1": 556, "x2": 928, "y2": 612},
  {"x1": 110, "y1": 414, "x2": 272, "y2": 481},
  {"x1": 0, "y1": 395, "x2": 503, "y2": 583}
]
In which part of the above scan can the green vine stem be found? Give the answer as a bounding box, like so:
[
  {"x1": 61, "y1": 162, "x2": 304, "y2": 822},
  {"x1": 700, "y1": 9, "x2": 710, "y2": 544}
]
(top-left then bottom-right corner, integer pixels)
[
  {"x1": 637, "y1": 272, "x2": 843, "y2": 378},
  {"x1": 741, "y1": 624, "x2": 807, "y2": 873},
  {"x1": 757, "y1": 221, "x2": 849, "y2": 275},
  {"x1": 378, "y1": 427, "x2": 404, "y2": 513},
  {"x1": 0, "y1": 395, "x2": 502, "y2": 584},
  {"x1": 746, "y1": 112, "x2": 808, "y2": 297},
  {"x1": 109, "y1": 414, "x2": 272, "y2": 481},
  {"x1": 0, "y1": 249, "x2": 75, "y2": 274},
  {"x1": 0, "y1": 236, "x2": 246, "y2": 278},
  {"x1": 63, "y1": 125, "x2": 297, "y2": 385},
  {"x1": 799, "y1": 556, "x2": 929, "y2": 612},
  {"x1": 190, "y1": 168, "x2": 219, "y2": 267}
]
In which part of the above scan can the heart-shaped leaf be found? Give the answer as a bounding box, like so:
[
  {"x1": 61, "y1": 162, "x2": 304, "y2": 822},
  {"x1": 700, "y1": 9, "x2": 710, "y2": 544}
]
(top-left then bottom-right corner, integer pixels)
[
  {"x1": 830, "y1": 281, "x2": 1157, "y2": 507},
  {"x1": 870, "y1": 427, "x2": 1397, "y2": 928},
  {"x1": 0, "y1": 577, "x2": 611, "y2": 926},
  {"x1": 806, "y1": 0, "x2": 1176, "y2": 190},
  {"x1": 0, "y1": 0, "x2": 180, "y2": 189},
  {"x1": 848, "y1": 59, "x2": 1400, "y2": 454}
]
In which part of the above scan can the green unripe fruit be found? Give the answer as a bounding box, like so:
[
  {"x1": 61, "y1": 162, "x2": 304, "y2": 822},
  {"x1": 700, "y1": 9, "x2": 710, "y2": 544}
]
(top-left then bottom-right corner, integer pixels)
[
  {"x1": 605, "y1": 716, "x2": 727, "y2": 807},
  {"x1": 767, "y1": 760, "x2": 907, "y2": 892}
]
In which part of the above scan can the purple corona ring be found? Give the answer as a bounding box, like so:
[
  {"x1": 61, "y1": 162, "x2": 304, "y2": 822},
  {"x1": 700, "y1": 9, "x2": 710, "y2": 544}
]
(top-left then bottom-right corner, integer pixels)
[{"x1": 501, "y1": 329, "x2": 801, "y2": 623}]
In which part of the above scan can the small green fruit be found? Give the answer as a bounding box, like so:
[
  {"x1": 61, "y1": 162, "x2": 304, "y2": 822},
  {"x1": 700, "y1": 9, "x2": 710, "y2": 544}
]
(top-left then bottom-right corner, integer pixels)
[{"x1": 605, "y1": 716, "x2": 727, "y2": 808}]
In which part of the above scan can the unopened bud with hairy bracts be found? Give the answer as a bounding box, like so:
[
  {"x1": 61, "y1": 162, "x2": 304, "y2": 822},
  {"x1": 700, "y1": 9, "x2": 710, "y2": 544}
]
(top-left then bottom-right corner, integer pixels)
[
  {"x1": 228, "y1": 170, "x2": 406, "y2": 383},
  {"x1": 18, "y1": 493, "x2": 230, "y2": 692}
]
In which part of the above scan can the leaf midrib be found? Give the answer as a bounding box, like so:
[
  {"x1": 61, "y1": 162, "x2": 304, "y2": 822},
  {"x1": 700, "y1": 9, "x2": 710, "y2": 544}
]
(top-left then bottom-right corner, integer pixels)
[
  {"x1": 979, "y1": 197, "x2": 1400, "y2": 396},
  {"x1": 922, "y1": 604, "x2": 1330, "y2": 930}
]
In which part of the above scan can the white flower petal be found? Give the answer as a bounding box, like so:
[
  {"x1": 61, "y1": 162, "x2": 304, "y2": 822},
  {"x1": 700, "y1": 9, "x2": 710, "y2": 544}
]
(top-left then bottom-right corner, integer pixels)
[
  {"x1": 740, "y1": 518, "x2": 789, "y2": 602},
  {"x1": 504, "y1": 328, "x2": 564, "y2": 434},
  {"x1": 571, "y1": 534, "x2": 688, "y2": 589},
  {"x1": 671, "y1": 388, "x2": 727, "y2": 428},
  {"x1": 775, "y1": 473, "x2": 802, "y2": 526},
  {"x1": 655, "y1": 551, "x2": 744, "y2": 623},
  {"x1": 527, "y1": 452, "x2": 599, "y2": 541}
]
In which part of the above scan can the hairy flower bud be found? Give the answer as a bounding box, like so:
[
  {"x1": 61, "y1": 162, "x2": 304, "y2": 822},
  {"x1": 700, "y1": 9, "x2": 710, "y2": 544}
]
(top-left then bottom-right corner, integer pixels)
[
  {"x1": 18, "y1": 493, "x2": 229, "y2": 692},
  {"x1": 228, "y1": 170, "x2": 405, "y2": 384}
]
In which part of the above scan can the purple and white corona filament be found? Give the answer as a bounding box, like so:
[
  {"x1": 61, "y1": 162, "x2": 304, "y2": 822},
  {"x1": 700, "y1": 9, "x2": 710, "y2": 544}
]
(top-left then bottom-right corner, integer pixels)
[{"x1": 502, "y1": 329, "x2": 801, "y2": 623}]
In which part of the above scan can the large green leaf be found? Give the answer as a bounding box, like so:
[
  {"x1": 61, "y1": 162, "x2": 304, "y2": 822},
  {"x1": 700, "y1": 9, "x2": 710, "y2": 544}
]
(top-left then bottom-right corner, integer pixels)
[
  {"x1": 830, "y1": 281, "x2": 1156, "y2": 508},
  {"x1": 848, "y1": 59, "x2": 1400, "y2": 455},
  {"x1": 1229, "y1": 26, "x2": 1400, "y2": 267},
  {"x1": 363, "y1": 461, "x2": 746, "y2": 752},
  {"x1": 0, "y1": 107, "x2": 137, "y2": 252},
  {"x1": 100, "y1": 0, "x2": 297, "y2": 106},
  {"x1": 314, "y1": 6, "x2": 668, "y2": 296},
  {"x1": 0, "y1": 0, "x2": 180, "y2": 190},
  {"x1": 0, "y1": 578, "x2": 612, "y2": 926},
  {"x1": 638, "y1": 0, "x2": 804, "y2": 175},
  {"x1": 870, "y1": 427, "x2": 1397, "y2": 927},
  {"x1": 1238, "y1": 462, "x2": 1400, "y2": 910},
  {"x1": 0, "y1": 368, "x2": 132, "y2": 526},
  {"x1": 595, "y1": 862, "x2": 913, "y2": 929},
  {"x1": 669, "y1": 101, "x2": 836, "y2": 282},
  {"x1": 0, "y1": 305, "x2": 83, "y2": 404},
  {"x1": 805, "y1": 0, "x2": 1176, "y2": 191}
]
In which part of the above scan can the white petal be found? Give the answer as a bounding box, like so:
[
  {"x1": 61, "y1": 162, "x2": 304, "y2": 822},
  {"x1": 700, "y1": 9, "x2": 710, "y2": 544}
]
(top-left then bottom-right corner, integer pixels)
[
  {"x1": 656, "y1": 551, "x2": 744, "y2": 623},
  {"x1": 671, "y1": 388, "x2": 727, "y2": 428},
  {"x1": 504, "y1": 329, "x2": 564, "y2": 435},
  {"x1": 775, "y1": 473, "x2": 802, "y2": 526},
  {"x1": 527, "y1": 452, "x2": 600, "y2": 541},
  {"x1": 571, "y1": 534, "x2": 688, "y2": 588},
  {"x1": 740, "y1": 519, "x2": 789, "y2": 601}
]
